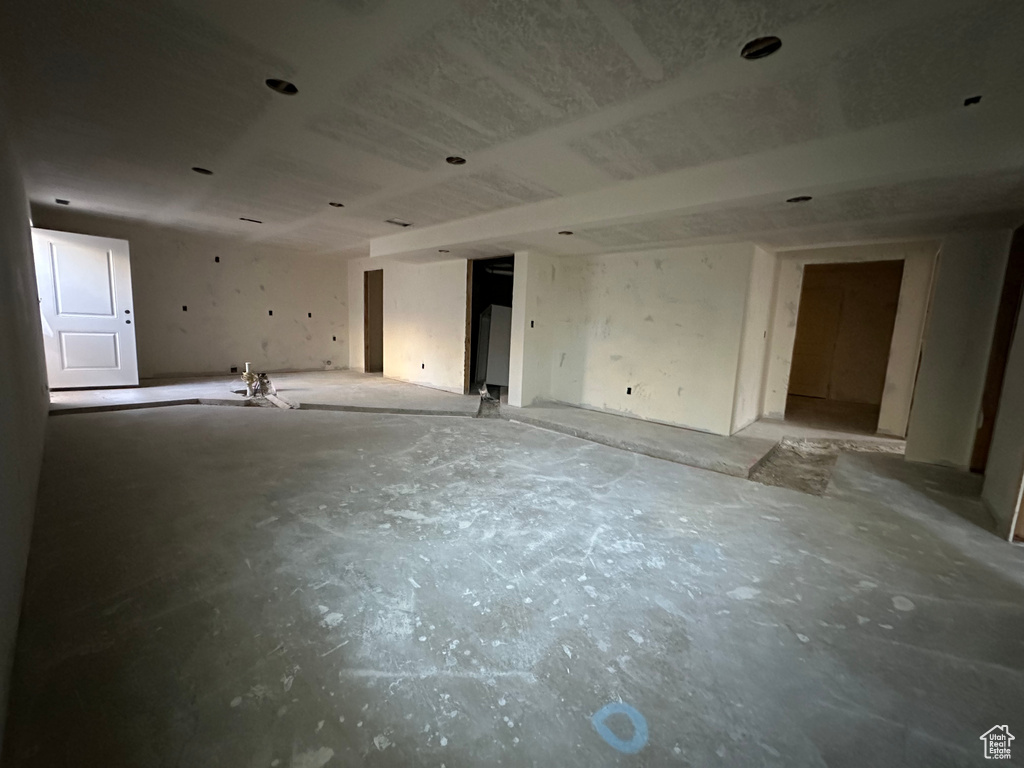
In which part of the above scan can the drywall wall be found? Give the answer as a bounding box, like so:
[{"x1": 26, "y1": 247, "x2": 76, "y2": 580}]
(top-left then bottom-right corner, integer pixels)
[
  {"x1": 29, "y1": 207, "x2": 348, "y2": 378},
  {"x1": 982, "y1": 303, "x2": 1024, "y2": 538},
  {"x1": 906, "y1": 230, "x2": 1012, "y2": 468},
  {"x1": 731, "y1": 246, "x2": 776, "y2": 433},
  {"x1": 509, "y1": 250, "x2": 555, "y2": 407},
  {"x1": 382, "y1": 259, "x2": 468, "y2": 393},
  {"x1": 347, "y1": 255, "x2": 373, "y2": 372},
  {"x1": 0, "y1": 111, "x2": 48, "y2": 753},
  {"x1": 349, "y1": 256, "x2": 469, "y2": 393},
  {"x1": 762, "y1": 241, "x2": 937, "y2": 436},
  {"x1": 877, "y1": 249, "x2": 938, "y2": 436},
  {"x1": 546, "y1": 243, "x2": 756, "y2": 435}
]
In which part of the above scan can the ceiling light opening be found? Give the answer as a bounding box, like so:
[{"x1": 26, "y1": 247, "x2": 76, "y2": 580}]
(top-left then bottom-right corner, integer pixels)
[
  {"x1": 239, "y1": 217, "x2": 263, "y2": 224},
  {"x1": 558, "y1": 230, "x2": 574, "y2": 235},
  {"x1": 192, "y1": 167, "x2": 213, "y2": 175},
  {"x1": 328, "y1": 201, "x2": 345, "y2": 207},
  {"x1": 786, "y1": 196, "x2": 813, "y2": 203},
  {"x1": 386, "y1": 217, "x2": 412, "y2": 227},
  {"x1": 964, "y1": 95, "x2": 982, "y2": 107},
  {"x1": 265, "y1": 78, "x2": 298, "y2": 95},
  {"x1": 446, "y1": 156, "x2": 467, "y2": 165},
  {"x1": 55, "y1": 198, "x2": 70, "y2": 205},
  {"x1": 438, "y1": 249, "x2": 450, "y2": 253},
  {"x1": 741, "y1": 36, "x2": 782, "y2": 60}
]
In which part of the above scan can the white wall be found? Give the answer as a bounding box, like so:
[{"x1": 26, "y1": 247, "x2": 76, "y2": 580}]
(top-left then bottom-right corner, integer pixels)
[
  {"x1": 509, "y1": 250, "x2": 555, "y2": 407},
  {"x1": 983, "y1": 304, "x2": 1024, "y2": 538},
  {"x1": 350, "y1": 256, "x2": 470, "y2": 393},
  {"x1": 545, "y1": 243, "x2": 756, "y2": 436},
  {"x1": 30, "y1": 207, "x2": 348, "y2": 378},
  {"x1": 762, "y1": 241, "x2": 938, "y2": 437},
  {"x1": 905, "y1": 230, "x2": 1013, "y2": 468},
  {"x1": 877, "y1": 249, "x2": 938, "y2": 435},
  {"x1": 383, "y1": 259, "x2": 468, "y2": 393},
  {"x1": 732, "y1": 246, "x2": 776, "y2": 433},
  {"x1": 0, "y1": 111, "x2": 49, "y2": 753}
]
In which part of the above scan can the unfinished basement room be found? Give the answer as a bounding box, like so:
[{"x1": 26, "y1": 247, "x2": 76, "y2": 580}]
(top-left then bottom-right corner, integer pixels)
[{"x1": 2, "y1": 0, "x2": 1024, "y2": 766}]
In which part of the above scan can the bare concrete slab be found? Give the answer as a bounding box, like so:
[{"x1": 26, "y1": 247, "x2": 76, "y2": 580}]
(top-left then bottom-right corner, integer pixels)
[
  {"x1": 501, "y1": 401, "x2": 776, "y2": 478},
  {"x1": 5, "y1": 406, "x2": 1024, "y2": 767},
  {"x1": 272, "y1": 371, "x2": 481, "y2": 416},
  {"x1": 49, "y1": 376, "x2": 247, "y2": 412},
  {"x1": 736, "y1": 416, "x2": 906, "y2": 446},
  {"x1": 48, "y1": 370, "x2": 481, "y2": 417}
]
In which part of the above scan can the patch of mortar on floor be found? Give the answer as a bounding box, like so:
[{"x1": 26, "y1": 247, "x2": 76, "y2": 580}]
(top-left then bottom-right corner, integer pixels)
[
  {"x1": 476, "y1": 397, "x2": 502, "y2": 418},
  {"x1": 750, "y1": 437, "x2": 904, "y2": 495}
]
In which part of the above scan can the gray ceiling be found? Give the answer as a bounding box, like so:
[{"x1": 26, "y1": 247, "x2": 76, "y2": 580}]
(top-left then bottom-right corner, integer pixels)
[{"x1": 1, "y1": 0, "x2": 1022, "y2": 258}]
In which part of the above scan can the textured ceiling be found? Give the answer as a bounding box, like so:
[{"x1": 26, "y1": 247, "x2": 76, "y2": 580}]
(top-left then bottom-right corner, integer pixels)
[
  {"x1": 1, "y1": 0, "x2": 1022, "y2": 257},
  {"x1": 576, "y1": 172, "x2": 1024, "y2": 250}
]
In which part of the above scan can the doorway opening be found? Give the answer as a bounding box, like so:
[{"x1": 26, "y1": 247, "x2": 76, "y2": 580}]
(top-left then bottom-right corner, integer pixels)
[
  {"x1": 364, "y1": 269, "x2": 383, "y2": 374},
  {"x1": 466, "y1": 256, "x2": 514, "y2": 399},
  {"x1": 786, "y1": 260, "x2": 904, "y2": 434}
]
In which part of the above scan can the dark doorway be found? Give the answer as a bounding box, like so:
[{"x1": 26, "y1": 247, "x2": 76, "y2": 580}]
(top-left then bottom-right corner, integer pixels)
[
  {"x1": 467, "y1": 256, "x2": 514, "y2": 395},
  {"x1": 364, "y1": 269, "x2": 383, "y2": 373},
  {"x1": 787, "y1": 260, "x2": 904, "y2": 433}
]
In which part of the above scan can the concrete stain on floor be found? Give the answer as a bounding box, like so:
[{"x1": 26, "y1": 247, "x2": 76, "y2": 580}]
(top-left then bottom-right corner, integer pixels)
[
  {"x1": 3, "y1": 406, "x2": 1024, "y2": 767},
  {"x1": 750, "y1": 437, "x2": 905, "y2": 496}
]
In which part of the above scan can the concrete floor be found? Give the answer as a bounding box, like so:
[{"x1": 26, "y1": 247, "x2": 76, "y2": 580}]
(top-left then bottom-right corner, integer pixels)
[
  {"x1": 502, "y1": 401, "x2": 777, "y2": 478},
  {"x1": 780, "y1": 396, "x2": 883, "y2": 436},
  {"x1": 49, "y1": 371, "x2": 481, "y2": 417},
  {"x1": 4, "y1": 406, "x2": 1024, "y2": 767}
]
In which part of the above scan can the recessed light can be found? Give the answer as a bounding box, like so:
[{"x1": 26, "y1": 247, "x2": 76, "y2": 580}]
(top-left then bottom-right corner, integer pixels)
[
  {"x1": 741, "y1": 36, "x2": 782, "y2": 60},
  {"x1": 266, "y1": 78, "x2": 298, "y2": 95}
]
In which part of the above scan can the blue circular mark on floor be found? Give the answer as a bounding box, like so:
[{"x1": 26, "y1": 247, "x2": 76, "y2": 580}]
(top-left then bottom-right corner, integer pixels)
[{"x1": 591, "y1": 702, "x2": 648, "y2": 754}]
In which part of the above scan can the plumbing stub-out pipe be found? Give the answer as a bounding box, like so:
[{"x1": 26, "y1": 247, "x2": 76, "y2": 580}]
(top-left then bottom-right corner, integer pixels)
[{"x1": 242, "y1": 361, "x2": 256, "y2": 397}]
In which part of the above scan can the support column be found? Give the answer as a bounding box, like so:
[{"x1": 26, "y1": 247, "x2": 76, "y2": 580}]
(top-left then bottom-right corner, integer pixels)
[{"x1": 508, "y1": 250, "x2": 552, "y2": 408}]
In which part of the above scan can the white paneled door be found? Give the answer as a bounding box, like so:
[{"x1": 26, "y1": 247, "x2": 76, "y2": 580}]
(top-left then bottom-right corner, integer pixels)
[{"x1": 32, "y1": 228, "x2": 139, "y2": 388}]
